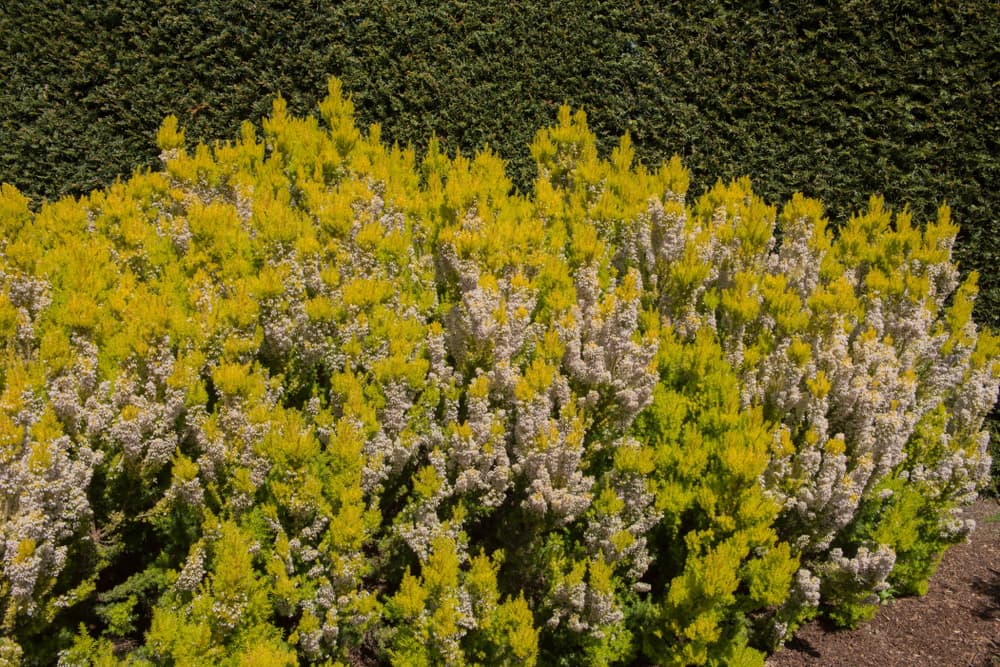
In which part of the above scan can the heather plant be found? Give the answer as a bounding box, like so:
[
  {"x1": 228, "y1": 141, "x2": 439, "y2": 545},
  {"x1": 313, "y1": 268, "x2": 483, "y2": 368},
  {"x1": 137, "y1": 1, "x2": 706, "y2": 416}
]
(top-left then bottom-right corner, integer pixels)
[
  {"x1": 0, "y1": 80, "x2": 996, "y2": 666},
  {"x1": 608, "y1": 166, "x2": 999, "y2": 631}
]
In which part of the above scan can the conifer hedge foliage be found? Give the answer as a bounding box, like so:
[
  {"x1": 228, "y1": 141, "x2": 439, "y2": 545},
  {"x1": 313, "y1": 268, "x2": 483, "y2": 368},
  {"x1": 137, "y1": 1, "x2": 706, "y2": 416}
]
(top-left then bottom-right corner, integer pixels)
[{"x1": 1, "y1": 82, "x2": 998, "y2": 665}]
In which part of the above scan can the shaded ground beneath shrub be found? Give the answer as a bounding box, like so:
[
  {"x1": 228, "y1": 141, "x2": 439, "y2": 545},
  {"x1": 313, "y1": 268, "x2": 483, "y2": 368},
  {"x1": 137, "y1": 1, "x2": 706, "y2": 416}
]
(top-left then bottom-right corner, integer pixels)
[{"x1": 767, "y1": 496, "x2": 1000, "y2": 667}]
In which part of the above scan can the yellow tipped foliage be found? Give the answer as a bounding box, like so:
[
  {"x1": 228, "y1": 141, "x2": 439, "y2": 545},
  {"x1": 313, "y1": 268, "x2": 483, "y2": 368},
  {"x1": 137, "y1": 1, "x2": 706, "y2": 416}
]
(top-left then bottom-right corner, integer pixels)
[{"x1": 0, "y1": 78, "x2": 995, "y2": 665}]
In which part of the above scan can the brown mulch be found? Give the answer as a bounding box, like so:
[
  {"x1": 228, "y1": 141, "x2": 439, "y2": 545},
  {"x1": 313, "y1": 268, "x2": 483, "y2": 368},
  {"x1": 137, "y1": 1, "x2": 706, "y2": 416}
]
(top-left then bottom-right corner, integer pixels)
[{"x1": 767, "y1": 497, "x2": 1000, "y2": 667}]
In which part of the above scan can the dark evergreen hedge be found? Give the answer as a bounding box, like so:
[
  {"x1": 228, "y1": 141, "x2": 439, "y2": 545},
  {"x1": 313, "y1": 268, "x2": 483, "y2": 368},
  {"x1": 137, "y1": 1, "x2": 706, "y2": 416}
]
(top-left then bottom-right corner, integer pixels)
[{"x1": 2, "y1": 0, "x2": 998, "y2": 328}]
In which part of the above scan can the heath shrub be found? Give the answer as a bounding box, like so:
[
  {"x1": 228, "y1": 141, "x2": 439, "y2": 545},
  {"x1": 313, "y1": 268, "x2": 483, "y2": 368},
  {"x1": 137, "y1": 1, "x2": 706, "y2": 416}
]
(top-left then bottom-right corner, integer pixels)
[{"x1": 0, "y1": 80, "x2": 996, "y2": 666}]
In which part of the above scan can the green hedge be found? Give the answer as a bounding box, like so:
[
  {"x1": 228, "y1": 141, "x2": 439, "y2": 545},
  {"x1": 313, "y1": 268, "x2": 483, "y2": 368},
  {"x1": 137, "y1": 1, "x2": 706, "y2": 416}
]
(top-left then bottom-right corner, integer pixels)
[{"x1": 2, "y1": 1, "x2": 999, "y2": 327}]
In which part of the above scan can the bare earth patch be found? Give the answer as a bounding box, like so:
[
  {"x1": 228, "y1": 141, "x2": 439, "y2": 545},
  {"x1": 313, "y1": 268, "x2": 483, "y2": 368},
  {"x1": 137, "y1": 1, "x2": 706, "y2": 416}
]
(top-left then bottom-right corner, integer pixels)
[{"x1": 767, "y1": 497, "x2": 1000, "y2": 667}]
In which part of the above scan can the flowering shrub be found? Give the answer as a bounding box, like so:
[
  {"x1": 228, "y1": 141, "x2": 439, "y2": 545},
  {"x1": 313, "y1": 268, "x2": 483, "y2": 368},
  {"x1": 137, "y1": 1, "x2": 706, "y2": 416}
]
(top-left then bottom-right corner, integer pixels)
[{"x1": 1, "y1": 80, "x2": 997, "y2": 666}]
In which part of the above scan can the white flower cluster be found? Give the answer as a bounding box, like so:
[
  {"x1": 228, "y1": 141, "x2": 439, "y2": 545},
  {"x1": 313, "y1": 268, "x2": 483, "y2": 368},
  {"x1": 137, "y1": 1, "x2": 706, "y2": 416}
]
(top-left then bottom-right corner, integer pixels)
[
  {"x1": 1, "y1": 434, "x2": 100, "y2": 619},
  {"x1": 0, "y1": 277, "x2": 101, "y2": 624},
  {"x1": 173, "y1": 543, "x2": 206, "y2": 593},
  {"x1": 817, "y1": 543, "x2": 897, "y2": 609},
  {"x1": 106, "y1": 349, "x2": 187, "y2": 476},
  {"x1": 440, "y1": 385, "x2": 511, "y2": 508},
  {"x1": 547, "y1": 576, "x2": 623, "y2": 636},
  {"x1": 584, "y1": 438, "x2": 660, "y2": 583},
  {"x1": 513, "y1": 373, "x2": 593, "y2": 523},
  {"x1": 562, "y1": 266, "x2": 658, "y2": 430},
  {"x1": 767, "y1": 567, "x2": 822, "y2": 645},
  {"x1": 3, "y1": 273, "x2": 51, "y2": 356}
]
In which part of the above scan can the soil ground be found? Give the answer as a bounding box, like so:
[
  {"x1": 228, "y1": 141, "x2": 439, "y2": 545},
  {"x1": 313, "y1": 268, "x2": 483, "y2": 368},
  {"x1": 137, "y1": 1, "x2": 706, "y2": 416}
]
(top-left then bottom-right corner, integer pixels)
[{"x1": 767, "y1": 496, "x2": 1000, "y2": 667}]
